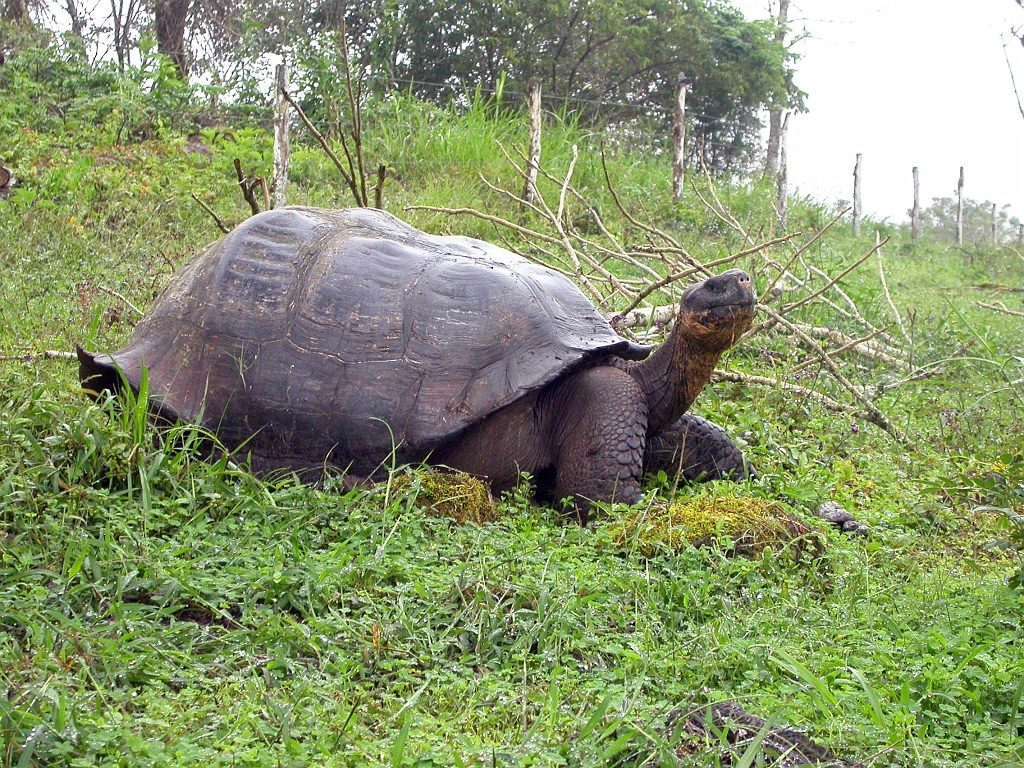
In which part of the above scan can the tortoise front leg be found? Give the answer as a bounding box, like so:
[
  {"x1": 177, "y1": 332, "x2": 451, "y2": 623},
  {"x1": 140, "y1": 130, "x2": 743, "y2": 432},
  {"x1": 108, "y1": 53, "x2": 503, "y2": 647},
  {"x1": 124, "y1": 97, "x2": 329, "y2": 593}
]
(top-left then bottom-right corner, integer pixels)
[
  {"x1": 644, "y1": 412, "x2": 757, "y2": 482},
  {"x1": 550, "y1": 367, "x2": 648, "y2": 522}
]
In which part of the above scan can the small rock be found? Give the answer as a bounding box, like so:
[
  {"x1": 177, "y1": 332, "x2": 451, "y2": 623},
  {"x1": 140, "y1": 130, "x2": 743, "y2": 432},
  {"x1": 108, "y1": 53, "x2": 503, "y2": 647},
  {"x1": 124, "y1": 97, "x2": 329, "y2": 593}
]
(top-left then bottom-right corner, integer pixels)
[{"x1": 815, "y1": 501, "x2": 868, "y2": 535}]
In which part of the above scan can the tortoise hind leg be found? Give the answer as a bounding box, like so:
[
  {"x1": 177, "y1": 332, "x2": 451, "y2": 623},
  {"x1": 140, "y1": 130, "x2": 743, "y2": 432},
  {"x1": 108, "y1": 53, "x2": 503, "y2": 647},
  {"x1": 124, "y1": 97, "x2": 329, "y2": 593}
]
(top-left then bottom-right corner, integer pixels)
[{"x1": 645, "y1": 412, "x2": 757, "y2": 482}]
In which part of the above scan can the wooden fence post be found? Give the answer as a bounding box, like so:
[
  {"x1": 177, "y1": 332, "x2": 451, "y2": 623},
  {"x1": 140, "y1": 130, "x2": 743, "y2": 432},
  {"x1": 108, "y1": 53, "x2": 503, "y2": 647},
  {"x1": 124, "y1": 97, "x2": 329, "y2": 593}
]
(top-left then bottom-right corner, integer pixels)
[
  {"x1": 911, "y1": 166, "x2": 920, "y2": 243},
  {"x1": 672, "y1": 72, "x2": 690, "y2": 203},
  {"x1": 521, "y1": 78, "x2": 542, "y2": 209},
  {"x1": 852, "y1": 153, "x2": 862, "y2": 236},
  {"x1": 956, "y1": 166, "x2": 964, "y2": 246},
  {"x1": 273, "y1": 63, "x2": 290, "y2": 209},
  {"x1": 775, "y1": 111, "x2": 790, "y2": 230}
]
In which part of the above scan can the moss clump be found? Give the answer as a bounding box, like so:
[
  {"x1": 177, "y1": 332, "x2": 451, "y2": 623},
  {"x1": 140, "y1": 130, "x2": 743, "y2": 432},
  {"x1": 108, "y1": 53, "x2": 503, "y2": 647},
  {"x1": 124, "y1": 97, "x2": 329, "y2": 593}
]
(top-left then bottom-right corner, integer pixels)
[
  {"x1": 391, "y1": 468, "x2": 498, "y2": 525},
  {"x1": 609, "y1": 495, "x2": 819, "y2": 557}
]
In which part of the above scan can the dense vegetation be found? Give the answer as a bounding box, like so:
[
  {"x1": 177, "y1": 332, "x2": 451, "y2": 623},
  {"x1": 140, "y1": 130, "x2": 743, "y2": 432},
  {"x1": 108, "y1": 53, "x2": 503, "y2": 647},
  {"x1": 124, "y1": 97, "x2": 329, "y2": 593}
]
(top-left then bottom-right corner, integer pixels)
[
  {"x1": 1, "y1": 0, "x2": 801, "y2": 170},
  {"x1": 2, "y1": 35, "x2": 1024, "y2": 768}
]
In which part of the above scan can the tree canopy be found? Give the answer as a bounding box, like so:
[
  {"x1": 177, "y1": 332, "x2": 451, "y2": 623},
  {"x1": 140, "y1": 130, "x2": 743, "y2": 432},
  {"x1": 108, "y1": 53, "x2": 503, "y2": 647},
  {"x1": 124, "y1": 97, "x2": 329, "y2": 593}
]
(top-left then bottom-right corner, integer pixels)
[{"x1": 4, "y1": 0, "x2": 804, "y2": 169}]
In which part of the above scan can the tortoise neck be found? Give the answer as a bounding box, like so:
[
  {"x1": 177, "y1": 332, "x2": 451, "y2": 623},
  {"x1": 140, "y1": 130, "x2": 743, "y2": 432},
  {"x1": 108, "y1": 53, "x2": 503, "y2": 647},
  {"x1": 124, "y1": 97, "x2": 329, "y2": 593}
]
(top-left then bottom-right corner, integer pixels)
[{"x1": 627, "y1": 318, "x2": 726, "y2": 435}]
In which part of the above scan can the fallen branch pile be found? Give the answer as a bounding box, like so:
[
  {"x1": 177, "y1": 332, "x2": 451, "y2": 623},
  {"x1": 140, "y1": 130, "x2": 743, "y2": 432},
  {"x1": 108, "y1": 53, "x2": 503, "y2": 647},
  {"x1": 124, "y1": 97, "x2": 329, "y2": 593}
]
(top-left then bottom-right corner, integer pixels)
[{"x1": 409, "y1": 144, "x2": 943, "y2": 443}]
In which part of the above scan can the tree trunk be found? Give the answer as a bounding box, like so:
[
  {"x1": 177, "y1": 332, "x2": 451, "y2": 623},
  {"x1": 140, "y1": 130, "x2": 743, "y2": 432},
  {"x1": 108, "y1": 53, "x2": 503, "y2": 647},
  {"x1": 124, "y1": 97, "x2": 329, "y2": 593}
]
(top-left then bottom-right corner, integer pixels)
[
  {"x1": 911, "y1": 166, "x2": 920, "y2": 243},
  {"x1": 154, "y1": 0, "x2": 190, "y2": 79},
  {"x1": 764, "y1": 0, "x2": 790, "y2": 177},
  {"x1": 776, "y1": 111, "x2": 790, "y2": 230},
  {"x1": 852, "y1": 153, "x2": 862, "y2": 236},
  {"x1": 672, "y1": 72, "x2": 690, "y2": 203},
  {"x1": 521, "y1": 78, "x2": 542, "y2": 209},
  {"x1": 66, "y1": 0, "x2": 85, "y2": 39},
  {"x1": 956, "y1": 166, "x2": 964, "y2": 246},
  {"x1": 3, "y1": 0, "x2": 31, "y2": 25}
]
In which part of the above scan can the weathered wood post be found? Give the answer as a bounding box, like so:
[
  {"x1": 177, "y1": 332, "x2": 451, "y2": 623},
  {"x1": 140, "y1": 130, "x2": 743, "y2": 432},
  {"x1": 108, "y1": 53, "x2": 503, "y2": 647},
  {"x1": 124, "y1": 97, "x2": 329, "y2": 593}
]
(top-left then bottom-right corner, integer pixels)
[
  {"x1": 273, "y1": 63, "x2": 290, "y2": 209},
  {"x1": 911, "y1": 166, "x2": 921, "y2": 243},
  {"x1": 852, "y1": 153, "x2": 862, "y2": 236},
  {"x1": 672, "y1": 72, "x2": 691, "y2": 203},
  {"x1": 765, "y1": 0, "x2": 790, "y2": 178},
  {"x1": 776, "y1": 111, "x2": 790, "y2": 230},
  {"x1": 956, "y1": 166, "x2": 964, "y2": 246},
  {"x1": 521, "y1": 78, "x2": 542, "y2": 209}
]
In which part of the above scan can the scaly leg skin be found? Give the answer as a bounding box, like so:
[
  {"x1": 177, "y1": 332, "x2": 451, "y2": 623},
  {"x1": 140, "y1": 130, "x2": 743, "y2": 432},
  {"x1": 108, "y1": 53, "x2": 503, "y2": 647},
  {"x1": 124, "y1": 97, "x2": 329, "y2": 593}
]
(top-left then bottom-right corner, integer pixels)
[
  {"x1": 550, "y1": 367, "x2": 649, "y2": 524},
  {"x1": 644, "y1": 412, "x2": 757, "y2": 482}
]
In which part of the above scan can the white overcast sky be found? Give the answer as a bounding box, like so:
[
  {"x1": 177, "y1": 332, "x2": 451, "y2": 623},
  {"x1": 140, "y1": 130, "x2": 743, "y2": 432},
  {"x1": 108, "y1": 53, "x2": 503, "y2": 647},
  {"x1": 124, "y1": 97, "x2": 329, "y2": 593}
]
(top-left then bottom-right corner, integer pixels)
[{"x1": 736, "y1": 0, "x2": 1024, "y2": 223}]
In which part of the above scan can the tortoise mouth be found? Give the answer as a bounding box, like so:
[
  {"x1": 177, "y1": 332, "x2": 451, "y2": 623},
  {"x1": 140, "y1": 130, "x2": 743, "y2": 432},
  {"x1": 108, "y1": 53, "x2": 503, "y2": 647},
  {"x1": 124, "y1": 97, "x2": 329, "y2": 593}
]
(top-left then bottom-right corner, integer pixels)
[{"x1": 692, "y1": 298, "x2": 757, "y2": 323}]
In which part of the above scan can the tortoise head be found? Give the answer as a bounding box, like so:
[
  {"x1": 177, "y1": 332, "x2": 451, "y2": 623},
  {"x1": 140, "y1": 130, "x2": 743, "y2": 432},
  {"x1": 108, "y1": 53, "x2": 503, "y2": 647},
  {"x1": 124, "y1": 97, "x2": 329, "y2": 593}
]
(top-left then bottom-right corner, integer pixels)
[{"x1": 676, "y1": 269, "x2": 757, "y2": 349}]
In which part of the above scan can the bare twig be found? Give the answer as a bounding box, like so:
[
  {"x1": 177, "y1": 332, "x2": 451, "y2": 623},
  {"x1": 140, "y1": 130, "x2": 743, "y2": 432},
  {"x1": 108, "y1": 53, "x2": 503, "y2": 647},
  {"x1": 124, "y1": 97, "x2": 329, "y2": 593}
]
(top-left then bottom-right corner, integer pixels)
[
  {"x1": 281, "y1": 88, "x2": 362, "y2": 205},
  {"x1": 788, "y1": 328, "x2": 891, "y2": 374},
  {"x1": 876, "y1": 235, "x2": 911, "y2": 345},
  {"x1": 98, "y1": 285, "x2": 144, "y2": 317},
  {"x1": 0, "y1": 349, "x2": 78, "y2": 363},
  {"x1": 233, "y1": 158, "x2": 262, "y2": 216},
  {"x1": 711, "y1": 369, "x2": 899, "y2": 431},
  {"x1": 191, "y1": 193, "x2": 230, "y2": 233},
  {"x1": 978, "y1": 301, "x2": 1024, "y2": 317}
]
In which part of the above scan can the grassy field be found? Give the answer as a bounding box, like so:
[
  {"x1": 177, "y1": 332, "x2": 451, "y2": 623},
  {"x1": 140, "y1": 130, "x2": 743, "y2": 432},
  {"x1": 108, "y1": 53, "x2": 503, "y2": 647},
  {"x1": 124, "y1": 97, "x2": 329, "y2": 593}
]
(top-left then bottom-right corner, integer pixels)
[{"x1": 2, "y1": 47, "x2": 1024, "y2": 767}]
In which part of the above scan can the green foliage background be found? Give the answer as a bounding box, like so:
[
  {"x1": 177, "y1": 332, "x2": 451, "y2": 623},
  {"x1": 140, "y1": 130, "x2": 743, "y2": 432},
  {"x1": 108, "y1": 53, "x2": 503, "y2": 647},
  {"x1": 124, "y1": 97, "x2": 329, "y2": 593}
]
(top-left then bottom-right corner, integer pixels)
[{"x1": 1, "y1": 36, "x2": 1023, "y2": 768}]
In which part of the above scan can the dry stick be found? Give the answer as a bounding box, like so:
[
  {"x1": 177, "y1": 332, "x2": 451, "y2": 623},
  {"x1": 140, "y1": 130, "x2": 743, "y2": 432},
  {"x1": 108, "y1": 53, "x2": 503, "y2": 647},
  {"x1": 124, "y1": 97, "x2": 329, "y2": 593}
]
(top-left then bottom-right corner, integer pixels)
[
  {"x1": 280, "y1": 88, "x2": 361, "y2": 205},
  {"x1": 0, "y1": 349, "x2": 78, "y2": 363},
  {"x1": 191, "y1": 193, "x2": 230, "y2": 233},
  {"x1": 792, "y1": 324, "x2": 909, "y2": 367},
  {"x1": 98, "y1": 285, "x2": 144, "y2": 317},
  {"x1": 521, "y1": 147, "x2": 666, "y2": 285},
  {"x1": 978, "y1": 301, "x2": 1024, "y2": 318},
  {"x1": 233, "y1": 158, "x2": 261, "y2": 215},
  {"x1": 339, "y1": 26, "x2": 369, "y2": 206},
  {"x1": 406, "y1": 204, "x2": 562, "y2": 248},
  {"x1": 711, "y1": 370, "x2": 875, "y2": 420},
  {"x1": 780, "y1": 237, "x2": 889, "y2": 315},
  {"x1": 876, "y1": 237, "x2": 911, "y2": 345},
  {"x1": 787, "y1": 327, "x2": 890, "y2": 374},
  {"x1": 759, "y1": 305, "x2": 909, "y2": 442},
  {"x1": 600, "y1": 148, "x2": 691, "y2": 258},
  {"x1": 692, "y1": 181, "x2": 891, "y2": 344},
  {"x1": 765, "y1": 209, "x2": 848, "y2": 296},
  {"x1": 538, "y1": 146, "x2": 603, "y2": 297}
]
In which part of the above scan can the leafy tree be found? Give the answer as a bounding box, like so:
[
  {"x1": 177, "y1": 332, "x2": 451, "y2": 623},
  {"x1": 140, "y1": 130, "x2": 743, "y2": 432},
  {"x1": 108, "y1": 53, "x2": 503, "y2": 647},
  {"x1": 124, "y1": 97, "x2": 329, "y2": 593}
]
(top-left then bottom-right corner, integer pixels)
[
  {"x1": 16, "y1": 0, "x2": 802, "y2": 170},
  {"x1": 921, "y1": 196, "x2": 1023, "y2": 246}
]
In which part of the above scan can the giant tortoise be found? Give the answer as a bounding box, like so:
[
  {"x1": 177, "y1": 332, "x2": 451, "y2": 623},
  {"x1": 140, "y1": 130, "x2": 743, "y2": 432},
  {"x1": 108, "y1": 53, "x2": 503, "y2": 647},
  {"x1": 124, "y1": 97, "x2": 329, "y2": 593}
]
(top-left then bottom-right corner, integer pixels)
[{"x1": 79, "y1": 207, "x2": 757, "y2": 518}]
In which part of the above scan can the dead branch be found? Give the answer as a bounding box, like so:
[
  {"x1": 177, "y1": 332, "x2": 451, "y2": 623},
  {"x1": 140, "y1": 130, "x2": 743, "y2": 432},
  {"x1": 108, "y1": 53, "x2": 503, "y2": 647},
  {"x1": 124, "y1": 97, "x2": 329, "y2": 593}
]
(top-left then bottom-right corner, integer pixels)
[
  {"x1": 0, "y1": 349, "x2": 78, "y2": 363},
  {"x1": 428, "y1": 140, "x2": 913, "y2": 442},
  {"x1": 788, "y1": 328, "x2": 891, "y2": 374},
  {"x1": 978, "y1": 301, "x2": 1024, "y2": 317},
  {"x1": 98, "y1": 285, "x2": 144, "y2": 318},
  {"x1": 712, "y1": 369, "x2": 908, "y2": 440},
  {"x1": 281, "y1": 88, "x2": 362, "y2": 205},
  {"x1": 779, "y1": 237, "x2": 888, "y2": 315},
  {"x1": 192, "y1": 193, "x2": 230, "y2": 233},
  {"x1": 876, "y1": 236, "x2": 911, "y2": 345},
  {"x1": 791, "y1": 324, "x2": 909, "y2": 368},
  {"x1": 233, "y1": 158, "x2": 262, "y2": 216}
]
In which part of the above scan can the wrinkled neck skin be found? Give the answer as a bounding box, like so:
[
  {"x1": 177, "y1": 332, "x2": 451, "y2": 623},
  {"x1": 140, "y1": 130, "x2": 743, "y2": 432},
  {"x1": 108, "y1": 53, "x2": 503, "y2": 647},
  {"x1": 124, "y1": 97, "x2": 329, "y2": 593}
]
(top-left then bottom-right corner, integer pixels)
[{"x1": 625, "y1": 312, "x2": 744, "y2": 436}]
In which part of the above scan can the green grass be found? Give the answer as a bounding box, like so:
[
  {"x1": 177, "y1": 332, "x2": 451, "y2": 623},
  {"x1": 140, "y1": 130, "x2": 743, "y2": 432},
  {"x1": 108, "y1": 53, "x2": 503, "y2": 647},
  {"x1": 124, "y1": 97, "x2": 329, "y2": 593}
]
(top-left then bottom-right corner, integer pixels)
[{"x1": 2, "y1": 44, "x2": 1024, "y2": 767}]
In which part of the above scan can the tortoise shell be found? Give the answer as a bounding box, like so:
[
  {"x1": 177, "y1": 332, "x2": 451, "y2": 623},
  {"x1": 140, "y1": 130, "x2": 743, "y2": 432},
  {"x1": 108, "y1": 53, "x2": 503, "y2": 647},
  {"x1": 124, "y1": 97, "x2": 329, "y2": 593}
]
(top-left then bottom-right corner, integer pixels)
[{"x1": 81, "y1": 207, "x2": 649, "y2": 474}]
